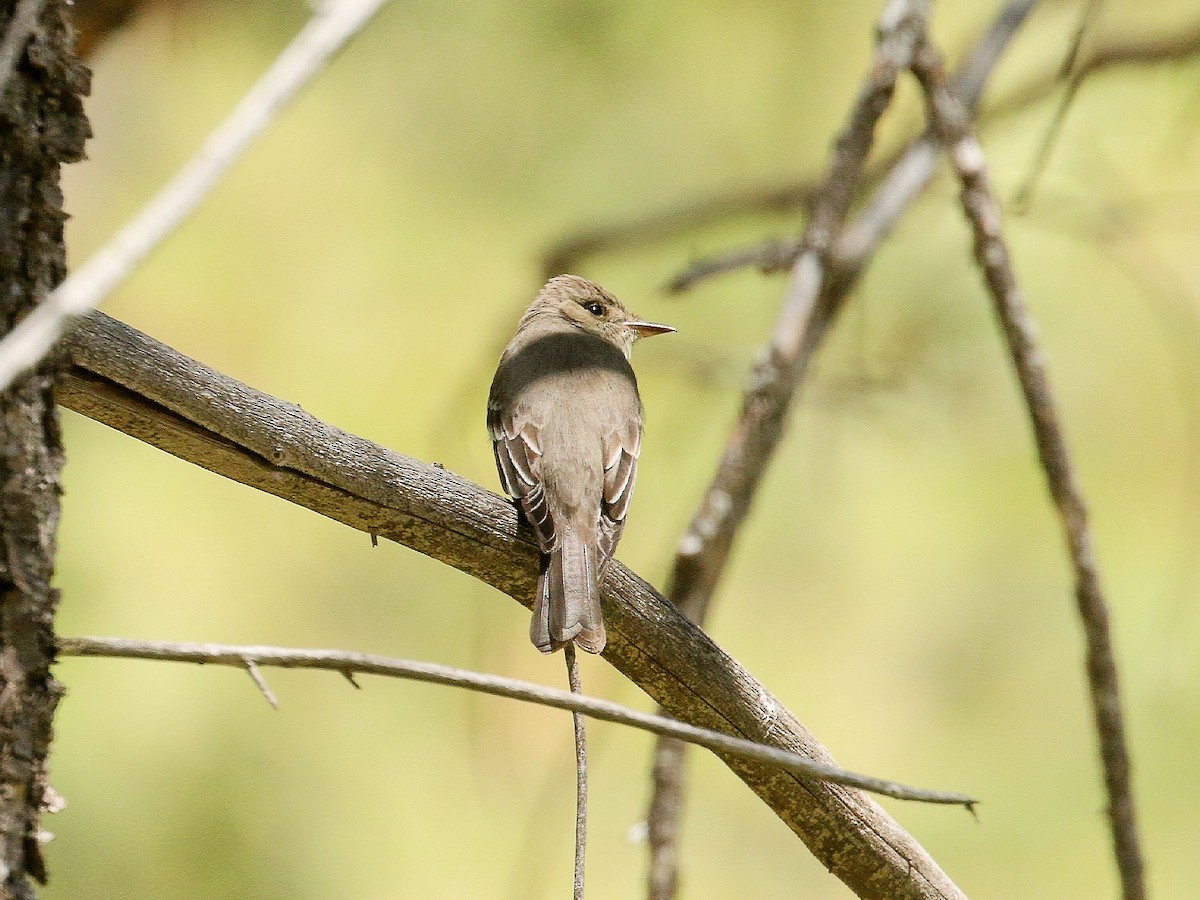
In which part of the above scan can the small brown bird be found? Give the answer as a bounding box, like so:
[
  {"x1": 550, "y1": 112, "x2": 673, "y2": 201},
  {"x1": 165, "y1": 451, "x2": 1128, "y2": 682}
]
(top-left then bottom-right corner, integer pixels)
[{"x1": 488, "y1": 275, "x2": 674, "y2": 654}]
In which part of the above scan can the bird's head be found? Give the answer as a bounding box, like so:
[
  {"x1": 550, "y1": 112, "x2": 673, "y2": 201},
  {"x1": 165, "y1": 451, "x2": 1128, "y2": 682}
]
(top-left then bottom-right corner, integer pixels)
[{"x1": 531, "y1": 274, "x2": 675, "y2": 358}]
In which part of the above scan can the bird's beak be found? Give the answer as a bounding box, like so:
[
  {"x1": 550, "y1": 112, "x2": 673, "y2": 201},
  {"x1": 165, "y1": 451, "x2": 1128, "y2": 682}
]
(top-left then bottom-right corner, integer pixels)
[{"x1": 627, "y1": 320, "x2": 676, "y2": 339}]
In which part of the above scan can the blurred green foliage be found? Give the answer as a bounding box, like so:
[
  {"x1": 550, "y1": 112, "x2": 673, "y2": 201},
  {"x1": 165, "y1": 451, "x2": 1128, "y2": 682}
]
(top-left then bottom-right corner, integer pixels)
[{"x1": 46, "y1": 0, "x2": 1200, "y2": 897}]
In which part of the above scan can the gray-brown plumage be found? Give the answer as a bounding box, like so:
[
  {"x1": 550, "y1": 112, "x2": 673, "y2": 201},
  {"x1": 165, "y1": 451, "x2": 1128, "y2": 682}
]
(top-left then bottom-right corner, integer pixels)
[{"x1": 488, "y1": 275, "x2": 673, "y2": 654}]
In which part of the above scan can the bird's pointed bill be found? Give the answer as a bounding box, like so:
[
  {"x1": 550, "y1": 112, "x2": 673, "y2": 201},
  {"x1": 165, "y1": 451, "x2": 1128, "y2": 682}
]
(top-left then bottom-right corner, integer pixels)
[{"x1": 628, "y1": 321, "x2": 675, "y2": 338}]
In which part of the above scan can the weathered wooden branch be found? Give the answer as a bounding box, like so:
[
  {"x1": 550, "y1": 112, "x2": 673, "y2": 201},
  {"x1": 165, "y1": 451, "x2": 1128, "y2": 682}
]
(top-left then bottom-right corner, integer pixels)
[
  {"x1": 0, "y1": 0, "x2": 395, "y2": 393},
  {"x1": 913, "y1": 40, "x2": 1144, "y2": 900},
  {"x1": 647, "y1": 2, "x2": 941, "y2": 894},
  {"x1": 54, "y1": 311, "x2": 967, "y2": 900},
  {"x1": 544, "y1": 10, "x2": 1200, "y2": 284}
]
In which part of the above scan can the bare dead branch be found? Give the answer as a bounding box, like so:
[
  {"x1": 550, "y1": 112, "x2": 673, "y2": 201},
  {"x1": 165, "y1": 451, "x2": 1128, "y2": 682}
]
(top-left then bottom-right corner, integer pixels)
[
  {"x1": 1011, "y1": 0, "x2": 1107, "y2": 208},
  {"x1": 56, "y1": 635, "x2": 974, "y2": 808},
  {"x1": 990, "y1": 15, "x2": 1200, "y2": 122},
  {"x1": 55, "y1": 312, "x2": 967, "y2": 899},
  {"x1": 663, "y1": 238, "x2": 797, "y2": 294},
  {"x1": 549, "y1": 7, "x2": 1200, "y2": 285},
  {"x1": 644, "y1": 735, "x2": 686, "y2": 900},
  {"x1": 544, "y1": 185, "x2": 821, "y2": 283},
  {"x1": 669, "y1": 0, "x2": 1041, "y2": 294},
  {"x1": 912, "y1": 38, "x2": 1145, "y2": 900},
  {"x1": 0, "y1": 0, "x2": 394, "y2": 392},
  {"x1": 671, "y1": 0, "x2": 930, "y2": 626},
  {"x1": 670, "y1": 8, "x2": 1200, "y2": 296},
  {"x1": 243, "y1": 657, "x2": 279, "y2": 709},
  {"x1": 646, "y1": 3, "x2": 942, "y2": 896}
]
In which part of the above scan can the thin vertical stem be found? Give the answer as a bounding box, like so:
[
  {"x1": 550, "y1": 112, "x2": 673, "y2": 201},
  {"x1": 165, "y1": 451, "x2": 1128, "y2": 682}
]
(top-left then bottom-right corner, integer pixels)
[{"x1": 565, "y1": 644, "x2": 587, "y2": 900}]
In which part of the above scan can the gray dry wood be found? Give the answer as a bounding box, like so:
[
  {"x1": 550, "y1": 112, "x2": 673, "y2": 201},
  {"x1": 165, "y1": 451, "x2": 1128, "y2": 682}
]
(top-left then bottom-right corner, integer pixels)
[{"x1": 55, "y1": 311, "x2": 966, "y2": 900}]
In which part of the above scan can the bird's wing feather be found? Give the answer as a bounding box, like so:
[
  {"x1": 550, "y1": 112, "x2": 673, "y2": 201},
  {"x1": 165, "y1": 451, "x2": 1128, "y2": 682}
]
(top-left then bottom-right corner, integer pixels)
[
  {"x1": 599, "y1": 419, "x2": 641, "y2": 562},
  {"x1": 489, "y1": 403, "x2": 556, "y2": 554}
]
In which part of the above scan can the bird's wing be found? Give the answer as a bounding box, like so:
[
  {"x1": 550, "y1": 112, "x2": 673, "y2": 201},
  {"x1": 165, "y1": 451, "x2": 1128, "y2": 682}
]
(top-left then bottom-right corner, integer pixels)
[
  {"x1": 599, "y1": 418, "x2": 641, "y2": 562},
  {"x1": 489, "y1": 403, "x2": 556, "y2": 554}
]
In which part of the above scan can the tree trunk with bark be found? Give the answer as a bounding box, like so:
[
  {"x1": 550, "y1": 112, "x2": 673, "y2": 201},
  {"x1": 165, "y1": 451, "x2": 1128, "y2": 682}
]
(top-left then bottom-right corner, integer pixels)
[{"x1": 0, "y1": 2, "x2": 88, "y2": 895}]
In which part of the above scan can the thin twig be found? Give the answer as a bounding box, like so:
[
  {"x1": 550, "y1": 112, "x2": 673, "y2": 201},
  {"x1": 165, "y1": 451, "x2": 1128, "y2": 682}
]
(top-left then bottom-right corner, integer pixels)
[
  {"x1": 55, "y1": 635, "x2": 976, "y2": 809},
  {"x1": 911, "y1": 39, "x2": 1144, "y2": 900},
  {"x1": 544, "y1": 184, "x2": 822, "y2": 282},
  {"x1": 1058, "y1": 0, "x2": 1106, "y2": 78},
  {"x1": 664, "y1": 238, "x2": 797, "y2": 294},
  {"x1": 1009, "y1": 74, "x2": 1082, "y2": 211},
  {"x1": 243, "y1": 657, "x2": 280, "y2": 709},
  {"x1": 1012, "y1": 0, "x2": 1107, "y2": 209},
  {"x1": 985, "y1": 15, "x2": 1200, "y2": 128},
  {"x1": 0, "y1": 0, "x2": 45, "y2": 102},
  {"x1": 547, "y1": 0, "x2": 1037, "y2": 284},
  {"x1": 565, "y1": 644, "x2": 587, "y2": 900},
  {"x1": 548, "y1": 6, "x2": 1200, "y2": 288},
  {"x1": 667, "y1": 0, "x2": 1041, "y2": 293},
  {"x1": 0, "y1": 0, "x2": 395, "y2": 392}
]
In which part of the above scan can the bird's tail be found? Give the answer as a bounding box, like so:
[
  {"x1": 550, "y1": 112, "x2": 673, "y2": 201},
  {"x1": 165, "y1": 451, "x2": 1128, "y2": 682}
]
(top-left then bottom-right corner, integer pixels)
[{"x1": 531, "y1": 529, "x2": 605, "y2": 654}]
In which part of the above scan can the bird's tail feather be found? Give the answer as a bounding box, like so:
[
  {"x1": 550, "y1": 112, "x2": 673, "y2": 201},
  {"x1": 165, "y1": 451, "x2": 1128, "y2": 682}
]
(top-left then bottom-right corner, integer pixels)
[{"x1": 531, "y1": 530, "x2": 605, "y2": 654}]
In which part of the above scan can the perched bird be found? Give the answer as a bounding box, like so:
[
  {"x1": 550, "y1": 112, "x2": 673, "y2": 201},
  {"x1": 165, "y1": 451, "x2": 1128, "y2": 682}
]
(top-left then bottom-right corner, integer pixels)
[{"x1": 488, "y1": 275, "x2": 674, "y2": 654}]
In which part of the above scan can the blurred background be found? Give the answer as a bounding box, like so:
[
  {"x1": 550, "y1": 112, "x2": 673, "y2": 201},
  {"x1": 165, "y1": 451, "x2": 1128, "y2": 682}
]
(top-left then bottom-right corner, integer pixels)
[{"x1": 47, "y1": 0, "x2": 1200, "y2": 897}]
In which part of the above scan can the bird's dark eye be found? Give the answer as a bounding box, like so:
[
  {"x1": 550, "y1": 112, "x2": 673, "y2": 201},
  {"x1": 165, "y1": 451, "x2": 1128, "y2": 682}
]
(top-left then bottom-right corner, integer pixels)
[{"x1": 582, "y1": 302, "x2": 605, "y2": 317}]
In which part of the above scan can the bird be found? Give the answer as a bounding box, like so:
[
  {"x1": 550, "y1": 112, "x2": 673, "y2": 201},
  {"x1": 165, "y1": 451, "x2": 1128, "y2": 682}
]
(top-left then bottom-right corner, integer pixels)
[{"x1": 488, "y1": 275, "x2": 674, "y2": 654}]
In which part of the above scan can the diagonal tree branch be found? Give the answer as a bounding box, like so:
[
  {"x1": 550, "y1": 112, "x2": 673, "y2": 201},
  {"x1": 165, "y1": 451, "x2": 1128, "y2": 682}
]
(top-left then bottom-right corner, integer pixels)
[
  {"x1": 0, "y1": 0, "x2": 395, "y2": 393},
  {"x1": 1010, "y1": 0, "x2": 1107, "y2": 208},
  {"x1": 666, "y1": 0, "x2": 1041, "y2": 295},
  {"x1": 911, "y1": 38, "x2": 1144, "y2": 900},
  {"x1": 668, "y1": 0, "x2": 932, "y2": 647},
  {"x1": 987, "y1": 15, "x2": 1200, "y2": 124},
  {"x1": 56, "y1": 636, "x2": 974, "y2": 807},
  {"x1": 546, "y1": 10, "x2": 1200, "y2": 287},
  {"x1": 645, "y1": 4, "x2": 946, "y2": 896},
  {"x1": 644, "y1": 4, "x2": 1051, "y2": 897},
  {"x1": 53, "y1": 310, "x2": 966, "y2": 900}
]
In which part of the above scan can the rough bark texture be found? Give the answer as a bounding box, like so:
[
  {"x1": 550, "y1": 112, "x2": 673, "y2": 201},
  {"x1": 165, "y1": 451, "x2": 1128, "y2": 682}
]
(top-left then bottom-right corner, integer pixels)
[{"x1": 0, "y1": 1, "x2": 88, "y2": 894}]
